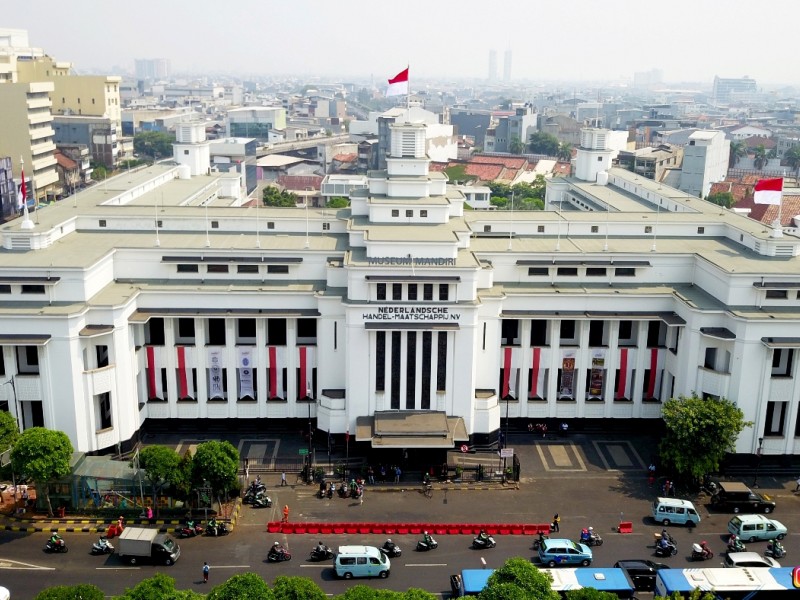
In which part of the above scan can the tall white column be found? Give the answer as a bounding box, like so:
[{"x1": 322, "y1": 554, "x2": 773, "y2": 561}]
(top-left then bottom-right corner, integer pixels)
[
  {"x1": 256, "y1": 318, "x2": 268, "y2": 418},
  {"x1": 225, "y1": 318, "x2": 237, "y2": 417},
  {"x1": 287, "y1": 319, "x2": 297, "y2": 417},
  {"x1": 164, "y1": 319, "x2": 178, "y2": 418},
  {"x1": 196, "y1": 318, "x2": 208, "y2": 418}
]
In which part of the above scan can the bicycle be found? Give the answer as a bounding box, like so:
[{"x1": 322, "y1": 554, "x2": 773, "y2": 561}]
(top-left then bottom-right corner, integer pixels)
[{"x1": 422, "y1": 482, "x2": 433, "y2": 499}]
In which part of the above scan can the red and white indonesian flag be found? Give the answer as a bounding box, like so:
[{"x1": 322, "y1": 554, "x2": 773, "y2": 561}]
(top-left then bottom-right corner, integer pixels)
[
  {"x1": 176, "y1": 346, "x2": 196, "y2": 399},
  {"x1": 267, "y1": 346, "x2": 286, "y2": 399},
  {"x1": 754, "y1": 177, "x2": 783, "y2": 205},
  {"x1": 501, "y1": 346, "x2": 521, "y2": 399},
  {"x1": 19, "y1": 167, "x2": 27, "y2": 210},
  {"x1": 386, "y1": 67, "x2": 409, "y2": 97},
  {"x1": 146, "y1": 346, "x2": 163, "y2": 400},
  {"x1": 298, "y1": 346, "x2": 316, "y2": 399}
]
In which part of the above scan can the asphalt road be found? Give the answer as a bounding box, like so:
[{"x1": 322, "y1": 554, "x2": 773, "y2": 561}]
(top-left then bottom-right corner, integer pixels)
[{"x1": 2, "y1": 435, "x2": 799, "y2": 597}]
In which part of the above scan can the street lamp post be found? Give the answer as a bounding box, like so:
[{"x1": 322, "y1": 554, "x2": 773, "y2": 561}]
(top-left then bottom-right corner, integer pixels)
[
  {"x1": 2, "y1": 376, "x2": 22, "y2": 433},
  {"x1": 752, "y1": 437, "x2": 764, "y2": 488}
]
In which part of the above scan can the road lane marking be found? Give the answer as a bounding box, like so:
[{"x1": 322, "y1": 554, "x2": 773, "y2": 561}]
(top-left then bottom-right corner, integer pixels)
[
  {"x1": 405, "y1": 563, "x2": 447, "y2": 567},
  {"x1": 0, "y1": 558, "x2": 55, "y2": 570},
  {"x1": 206, "y1": 565, "x2": 251, "y2": 568},
  {"x1": 96, "y1": 567, "x2": 141, "y2": 570},
  {"x1": 300, "y1": 564, "x2": 330, "y2": 568}
]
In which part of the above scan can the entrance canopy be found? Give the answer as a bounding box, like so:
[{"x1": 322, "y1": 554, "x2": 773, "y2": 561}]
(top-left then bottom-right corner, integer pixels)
[{"x1": 356, "y1": 410, "x2": 469, "y2": 448}]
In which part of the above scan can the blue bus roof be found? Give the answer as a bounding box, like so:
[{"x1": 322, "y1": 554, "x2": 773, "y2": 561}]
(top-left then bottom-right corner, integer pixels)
[
  {"x1": 657, "y1": 568, "x2": 795, "y2": 593},
  {"x1": 462, "y1": 568, "x2": 635, "y2": 594}
]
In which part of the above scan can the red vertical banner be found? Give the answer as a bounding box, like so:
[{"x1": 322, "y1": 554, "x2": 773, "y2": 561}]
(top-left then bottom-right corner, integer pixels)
[
  {"x1": 647, "y1": 348, "x2": 658, "y2": 399},
  {"x1": 176, "y1": 346, "x2": 188, "y2": 398},
  {"x1": 616, "y1": 348, "x2": 628, "y2": 399},
  {"x1": 268, "y1": 346, "x2": 277, "y2": 399},
  {"x1": 530, "y1": 347, "x2": 541, "y2": 397},
  {"x1": 146, "y1": 346, "x2": 156, "y2": 399},
  {"x1": 299, "y1": 346, "x2": 307, "y2": 399},
  {"x1": 502, "y1": 347, "x2": 512, "y2": 397}
]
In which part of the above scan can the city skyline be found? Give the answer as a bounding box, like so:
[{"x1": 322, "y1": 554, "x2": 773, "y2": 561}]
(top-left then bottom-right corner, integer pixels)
[{"x1": 4, "y1": 0, "x2": 800, "y2": 87}]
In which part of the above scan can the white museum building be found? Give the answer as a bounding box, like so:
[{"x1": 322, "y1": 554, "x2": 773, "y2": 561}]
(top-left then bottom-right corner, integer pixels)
[{"x1": 1, "y1": 120, "x2": 799, "y2": 458}]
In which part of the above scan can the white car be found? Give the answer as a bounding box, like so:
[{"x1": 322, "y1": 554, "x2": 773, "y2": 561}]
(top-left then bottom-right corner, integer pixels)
[{"x1": 723, "y1": 551, "x2": 780, "y2": 569}]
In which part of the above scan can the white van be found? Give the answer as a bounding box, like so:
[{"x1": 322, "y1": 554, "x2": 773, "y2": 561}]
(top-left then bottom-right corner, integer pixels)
[
  {"x1": 651, "y1": 497, "x2": 701, "y2": 526},
  {"x1": 334, "y1": 545, "x2": 390, "y2": 579}
]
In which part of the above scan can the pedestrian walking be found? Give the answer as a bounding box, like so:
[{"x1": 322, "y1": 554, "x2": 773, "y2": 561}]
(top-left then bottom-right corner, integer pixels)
[
  {"x1": 394, "y1": 466, "x2": 401, "y2": 483},
  {"x1": 795, "y1": 475, "x2": 800, "y2": 492},
  {"x1": 202, "y1": 561, "x2": 209, "y2": 584},
  {"x1": 663, "y1": 480, "x2": 671, "y2": 496},
  {"x1": 282, "y1": 504, "x2": 290, "y2": 523},
  {"x1": 359, "y1": 485, "x2": 364, "y2": 505},
  {"x1": 367, "y1": 466, "x2": 375, "y2": 485},
  {"x1": 281, "y1": 471, "x2": 287, "y2": 486},
  {"x1": 648, "y1": 463, "x2": 656, "y2": 486},
  {"x1": 551, "y1": 513, "x2": 560, "y2": 532}
]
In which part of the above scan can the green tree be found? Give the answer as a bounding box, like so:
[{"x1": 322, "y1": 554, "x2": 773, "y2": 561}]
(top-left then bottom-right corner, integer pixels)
[
  {"x1": 527, "y1": 132, "x2": 560, "y2": 156},
  {"x1": 490, "y1": 196, "x2": 508, "y2": 209},
  {"x1": 479, "y1": 557, "x2": 559, "y2": 600},
  {"x1": 208, "y1": 573, "x2": 274, "y2": 600},
  {"x1": 91, "y1": 165, "x2": 108, "y2": 181},
  {"x1": 119, "y1": 573, "x2": 203, "y2": 600},
  {"x1": 767, "y1": 147, "x2": 778, "y2": 161},
  {"x1": 326, "y1": 197, "x2": 350, "y2": 208},
  {"x1": 753, "y1": 144, "x2": 767, "y2": 170},
  {"x1": 659, "y1": 394, "x2": 751, "y2": 485},
  {"x1": 34, "y1": 584, "x2": 105, "y2": 600},
  {"x1": 192, "y1": 440, "x2": 240, "y2": 509},
  {"x1": 509, "y1": 135, "x2": 525, "y2": 155},
  {"x1": 138, "y1": 445, "x2": 181, "y2": 517},
  {"x1": 565, "y1": 589, "x2": 621, "y2": 600},
  {"x1": 706, "y1": 191, "x2": 735, "y2": 208},
  {"x1": 10, "y1": 427, "x2": 73, "y2": 516},
  {"x1": 487, "y1": 182, "x2": 512, "y2": 197},
  {"x1": 728, "y1": 141, "x2": 746, "y2": 168},
  {"x1": 172, "y1": 448, "x2": 194, "y2": 502},
  {"x1": 336, "y1": 587, "x2": 398, "y2": 600},
  {"x1": 557, "y1": 142, "x2": 573, "y2": 161},
  {"x1": 0, "y1": 410, "x2": 19, "y2": 452},
  {"x1": 443, "y1": 164, "x2": 477, "y2": 184},
  {"x1": 272, "y1": 575, "x2": 327, "y2": 600},
  {"x1": 402, "y1": 591, "x2": 438, "y2": 600},
  {"x1": 784, "y1": 145, "x2": 800, "y2": 176},
  {"x1": 263, "y1": 186, "x2": 299, "y2": 207},
  {"x1": 655, "y1": 589, "x2": 717, "y2": 600},
  {"x1": 133, "y1": 131, "x2": 176, "y2": 160}
]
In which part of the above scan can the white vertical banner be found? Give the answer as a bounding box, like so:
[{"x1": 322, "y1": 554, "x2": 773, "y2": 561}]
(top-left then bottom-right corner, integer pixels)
[
  {"x1": 238, "y1": 347, "x2": 254, "y2": 399},
  {"x1": 208, "y1": 348, "x2": 224, "y2": 399}
]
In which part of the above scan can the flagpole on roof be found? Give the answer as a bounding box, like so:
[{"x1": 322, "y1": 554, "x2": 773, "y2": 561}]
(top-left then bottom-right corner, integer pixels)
[
  {"x1": 406, "y1": 64, "x2": 410, "y2": 112},
  {"x1": 20, "y1": 155, "x2": 34, "y2": 230},
  {"x1": 772, "y1": 172, "x2": 785, "y2": 238}
]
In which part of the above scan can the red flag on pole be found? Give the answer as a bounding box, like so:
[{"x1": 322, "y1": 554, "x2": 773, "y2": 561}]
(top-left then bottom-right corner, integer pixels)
[{"x1": 19, "y1": 168, "x2": 27, "y2": 209}]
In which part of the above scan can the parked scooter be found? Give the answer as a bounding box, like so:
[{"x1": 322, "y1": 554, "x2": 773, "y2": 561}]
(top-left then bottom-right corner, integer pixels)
[
  {"x1": 45, "y1": 535, "x2": 68, "y2": 553},
  {"x1": 380, "y1": 539, "x2": 402, "y2": 558},
  {"x1": 205, "y1": 519, "x2": 230, "y2": 537},
  {"x1": 691, "y1": 541, "x2": 714, "y2": 561},
  {"x1": 532, "y1": 531, "x2": 549, "y2": 550},
  {"x1": 268, "y1": 542, "x2": 292, "y2": 562},
  {"x1": 727, "y1": 534, "x2": 746, "y2": 554},
  {"x1": 472, "y1": 532, "x2": 496, "y2": 549},
  {"x1": 655, "y1": 530, "x2": 677, "y2": 557},
  {"x1": 416, "y1": 532, "x2": 438, "y2": 551},
  {"x1": 765, "y1": 540, "x2": 786, "y2": 559},
  {"x1": 579, "y1": 527, "x2": 604, "y2": 547},
  {"x1": 251, "y1": 493, "x2": 272, "y2": 508},
  {"x1": 90, "y1": 536, "x2": 114, "y2": 555},
  {"x1": 178, "y1": 520, "x2": 204, "y2": 538},
  {"x1": 309, "y1": 543, "x2": 334, "y2": 561}
]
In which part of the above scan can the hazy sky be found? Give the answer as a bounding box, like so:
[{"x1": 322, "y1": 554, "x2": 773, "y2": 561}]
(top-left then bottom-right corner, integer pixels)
[{"x1": 5, "y1": 0, "x2": 798, "y2": 85}]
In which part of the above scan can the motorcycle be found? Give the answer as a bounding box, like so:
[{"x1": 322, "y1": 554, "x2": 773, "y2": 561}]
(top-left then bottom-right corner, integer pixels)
[
  {"x1": 655, "y1": 532, "x2": 677, "y2": 557},
  {"x1": 380, "y1": 540, "x2": 402, "y2": 558},
  {"x1": 579, "y1": 529, "x2": 603, "y2": 547},
  {"x1": 765, "y1": 540, "x2": 786, "y2": 559},
  {"x1": 309, "y1": 545, "x2": 334, "y2": 561},
  {"x1": 178, "y1": 521, "x2": 204, "y2": 538},
  {"x1": 205, "y1": 521, "x2": 230, "y2": 537},
  {"x1": 727, "y1": 537, "x2": 747, "y2": 554},
  {"x1": 91, "y1": 536, "x2": 114, "y2": 555},
  {"x1": 416, "y1": 535, "x2": 438, "y2": 551},
  {"x1": 691, "y1": 541, "x2": 714, "y2": 561},
  {"x1": 252, "y1": 493, "x2": 272, "y2": 508},
  {"x1": 532, "y1": 532, "x2": 549, "y2": 550},
  {"x1": 243, "y1": 479, "x2": 266, "y2": 503},
  {"x1": 337, "y1": 483, "x2": 349, "y2": 498},
  {"x1": 268, "y1": 547, "x2": 292, "y2": 562},
  {"x1": 472, "y1": 535, "x2": 496, "y2": 549},
  {"x1": 350, "y1": 486, "x2": 363, "y2": 499},
  {"x1": 45, "y1": 537, "x2": 69, "y2": 553}
]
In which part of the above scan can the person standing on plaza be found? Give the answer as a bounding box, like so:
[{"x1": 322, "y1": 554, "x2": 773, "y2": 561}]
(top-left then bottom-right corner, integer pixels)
[
  {"x1": 202, "y1": 561, "x2": 209, "y2": 584},
  {"x1": 394, "y1": 466, "x2": 401, "y2": 483},
  {"x1": 551, "y1": 513, "x2": 560, "y2": 532},
  {"x1": 281, "y1": 471, "x2": 287, "y2": 487},
  {"x1": 795, "y1": 475, "x2": 800, "y2": 492},
  {"x1": 282, "y1": 504, "x2": 290, "y2": 523},
  {"x1": 359, "y1": 484, "x2": 364, "y2": 506},
  {"x1": 367, "y1": 466, "x2": 375, "y2": 485}
]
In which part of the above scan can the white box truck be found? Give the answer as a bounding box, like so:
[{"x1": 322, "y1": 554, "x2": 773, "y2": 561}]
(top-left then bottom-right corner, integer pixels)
[{"x1": 117, "y1": 527, "x2": 181, "y2": 565}]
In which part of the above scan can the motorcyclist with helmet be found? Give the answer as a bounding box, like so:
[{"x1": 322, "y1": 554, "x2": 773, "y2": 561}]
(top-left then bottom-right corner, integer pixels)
[
  {"x1": 728, "y1": 533, "x2": 745, "y2": 553},
  {"x1": 269, "y1": 540, "x2": 286, "y2": 559}
]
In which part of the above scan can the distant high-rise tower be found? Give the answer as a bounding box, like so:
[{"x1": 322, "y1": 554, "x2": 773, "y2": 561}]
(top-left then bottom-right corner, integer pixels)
[
  {"x1": 503, "y1": 49, "x2": 512, "y2": 82},
  {"x1": 488, "y1": 50, "x2": 497, "y2": 81},
  {"x1": 134, "y1": 58, "x2": 170, "y2": 80}
]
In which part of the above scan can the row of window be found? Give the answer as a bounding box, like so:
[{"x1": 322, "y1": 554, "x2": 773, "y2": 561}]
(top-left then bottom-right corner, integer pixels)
[
  {"x1": 376, "y1": 282, "x2": 450, "y2": 302},
  {"x1": 482, "y1": 225, "x2": 706, "y2": 235},
  {"x1": 391, "y1": 209, "x2": 428, "y2": 218},
  {"x1": 99, "y1": 220, "x2": 331, "y2": 231},
  {"x1": 764, "y1": 290, "x2": 800, "y2": 300},
  {"x1": 176, "y1": 264, "x2": 290, "y2": 274},
  {"x1": 500, "y1": 319, "x2": 672, "y2": 349},
  {"x1": 61, "y1": 97, "x2": 118, "y2": 106},
  {"x1": 528, "y1": 267, "x2": 636, "y2": 277},
  {"x1": 0, "y1": 284, "x2": 46, "y2": 294},
  {"x1": 146, "y1": 317, "x2": 316, "y2": 347}
]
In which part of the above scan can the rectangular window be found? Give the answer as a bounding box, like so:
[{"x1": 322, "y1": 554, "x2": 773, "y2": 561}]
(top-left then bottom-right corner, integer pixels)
[
  {"x1": 423, "y1": 284, "x2": 433, "y2": 301},
  {"x1": 264, "y1": 264, "x2": 289, "y2": 275},
  {"x1": 211, "y1": 221, "x2": 219, "y2": 229},
  {"x1": 177, "y1": 318, "x2": 195, "y2": 341},
  {"x1": 560, "y1": 320, "x2": 576, "y2": 341},
  {"x1": 177, "y1": 264, "x2": 199, "y2": 273},
  {"x1": 21, "y1": 285, "x2": 45, "y2": 294},
  {"x1": 697, "y1": 227, "x2": 705, "y2": 234},
  {"x1": 586, "y1": 268, "x2": 606, "y2": 277},
  {"x1": 484, "y1": 225, "x2": 491, "y2": 233},
  {"x1": 764, "y1": 401, "x2": 787, "y2": 435},
  {"x1": 391, "y1": 209, "x2": 399, "y2": 217},
  {"x1": 420, "y1": 210, "x2": 428, "y2": 218},
  {"x1": 618, "y1": 321, "x2": 633, "y2": 342},
  {"x1": 771, "y1": 348, "x2": 794, "y2": 377},
  {"x1": 207, "y1": 264, "x2": 228, "y2": 273},
  {"x1": 267, "y1": 222, "x2": 275, "y2": 229},
  {"x1": 145, "y1": 318, "x2": 165, "y2": 345},
  {"x1": 438, "y1": 284, "x2": 449, "y2": 301},
  {"x1": 297, "y1": 318, "x2": 317, "y2": 343},
  {"x1": 376, "y1": 331, "x2": 386, "y2": 391},
  {"x1": 392, "y1": 283, "x2": 402, "y2": 301},
  {"x1": 207, "y1": 318, "x2": 226, "y2": 345},
  {"x1": 766, "y1": 289, "x2": 787, "y2": 299},
  {"x1": 591, "y1": 225, "x2": 599, "y2": 233},
  {"x1": 645, "y1": 226, "x2": 652, "y2": 234},
  {"x1": 322, "y1": 222, "x2": 331, "y2": 231},
  {"x1": 408, "y1": 284, "x2": 418, "y2": 300},
  {"x1": 405, "y1": 210, "x2": 413, "y2": 217},
  {"x1": 502, "y1": 320, "x2": 519, "y2": 345},
  {"x1": 238, "y1": 318, "x2": 256, "y2": 340},
  {"x1": 557, "y1": 267, "x2": 578, "y2": 276},
  {"x1": 537, "y1": 225, "x2": 545, "y2": 233},
  {"x1": 390, "y1": 332, "x2": 401, "y2": 409},
  {"x1": 528, "y1": 267, "x2": 548, "y2": 276},
  {"x1": 0, "y1": 285, "x2": 10, "y2": 293},
  {"x1": 436, "y1": 332, "x2": 448, "y2": 391},
  {"x1": 406, "y1": 332, "x2": 416, "y2": 409},
  {"x1": 615, "y1": 267, "x2": 635, "y2": 277},
  {"x1": 377, "y1": 283, "x2": 386, "y2": 301},
  {"x1": 530, "y1": 321, "x2": 547, "y2": 346},
  {"x1": 99, "y1": 219, "x2": 107, "y2": 227},
  {"x1": 266, "y1": 319, "x2": 287, "y2": 345},
  {"x1": 238, "y1": 264, "x2": 258, "y2": 273},
  {"x1": 588, "y1": 321, "x2": 605, "y2": 346}
]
